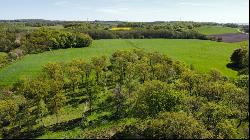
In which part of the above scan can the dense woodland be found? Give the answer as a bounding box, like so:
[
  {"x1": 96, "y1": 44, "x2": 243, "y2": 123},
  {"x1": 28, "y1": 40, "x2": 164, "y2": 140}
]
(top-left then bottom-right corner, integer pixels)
[{"x1": 0, "y1": 20, "x2": 249, "y2": 139}]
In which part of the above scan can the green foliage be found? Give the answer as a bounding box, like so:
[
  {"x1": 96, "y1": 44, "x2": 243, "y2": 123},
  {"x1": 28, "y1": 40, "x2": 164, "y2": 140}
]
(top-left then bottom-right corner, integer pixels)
[
  {"x1": 235, "y1": 75, "x2": 249, "y2": 88},
  {"x1": 20, "y1": 28, "x2": 92, "y2": 54},
  {"x1": 215, "y1": 120, "x2": 238, "y2": 139},
  {"x1": 64, "y1": 21, "x2": 207, "y2": 40},
  {"x1": 0, "y1": 49, "x2": 248, "y2": 139},
  {"x1": 141, "y1": 112, "x2": 212, "y2": 139},
  {"x1": 0, "y1": 52, "x2": 8, "y2": 68},
  {"x1": 133, "y1": 80, "x2": 180, "y2": 117},
  {"x1": 0, "y1": 98, "x2": 19, "y2": 137},
  {"x1": 227, "y1": 45, "x2": 249, "y2": 75},
  {"x1": 82, "y1": 29, "x2": 207, "y2": 40},
  {"x1": 0, "y1": 30, "x2": 17, "y2": 52}
]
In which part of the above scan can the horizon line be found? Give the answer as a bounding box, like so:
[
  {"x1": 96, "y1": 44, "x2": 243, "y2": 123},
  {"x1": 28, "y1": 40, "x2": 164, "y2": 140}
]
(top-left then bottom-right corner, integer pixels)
[{"x1": 0, "y1": 18, "x2": 249, "y2": 24}]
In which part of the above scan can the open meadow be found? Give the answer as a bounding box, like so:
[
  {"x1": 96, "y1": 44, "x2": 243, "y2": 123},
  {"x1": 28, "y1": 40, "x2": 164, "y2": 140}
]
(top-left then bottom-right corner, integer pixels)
[
  {"x1": 195, "y1": 26, "x2": 240, "y2": 35},
  {"x1": 0, "y1": 39, "x2": 242, "y2": 86}
]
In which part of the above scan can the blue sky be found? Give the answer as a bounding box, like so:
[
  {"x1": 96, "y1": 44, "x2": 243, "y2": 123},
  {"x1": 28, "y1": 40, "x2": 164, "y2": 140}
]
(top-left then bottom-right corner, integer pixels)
[{"x1": 0, "y1": 0, "x2": 249, "y2": 23}]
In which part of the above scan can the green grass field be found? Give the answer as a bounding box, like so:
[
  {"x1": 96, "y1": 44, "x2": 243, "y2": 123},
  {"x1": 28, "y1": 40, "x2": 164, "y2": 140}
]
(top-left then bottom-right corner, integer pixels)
[
  {"x1": 0, "y1": 39, "x2": 241, "y2": 86},
  {"x1": 195, "y1": 26, "x2": 240, "y2": 35}
]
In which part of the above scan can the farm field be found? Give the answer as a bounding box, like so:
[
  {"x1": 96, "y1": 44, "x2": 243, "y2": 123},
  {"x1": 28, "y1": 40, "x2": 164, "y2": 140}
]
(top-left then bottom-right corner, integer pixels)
[
  {"x1": 208, "y1": 33, "x2": 249, "y2": 43},
  {"x1": 0, "y1": 39, "x2": 241, "y2": 86},
  {"x1": 195, "y1": 25, "x2": 240, "y2": 35}
]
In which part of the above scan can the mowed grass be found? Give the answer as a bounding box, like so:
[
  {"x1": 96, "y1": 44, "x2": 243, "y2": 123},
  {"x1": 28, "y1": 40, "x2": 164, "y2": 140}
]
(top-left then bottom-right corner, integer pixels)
[
  {"x1": 0, "y1": 39, "x2": 241, "y2": 86},
  {"x1": 195, "y1": 26, "x2": 240, "y2": 35}
]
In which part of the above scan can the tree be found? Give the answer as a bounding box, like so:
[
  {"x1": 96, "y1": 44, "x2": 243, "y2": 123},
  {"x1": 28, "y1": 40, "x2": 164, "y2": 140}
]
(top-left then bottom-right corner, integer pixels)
[
  {"x1": 0, "y1": 30, "x2": 17, "y2": 52},
  {"x1": 111, "y1": 83, "x2": 126, "y2": 119},
  {"x1": 0, "y1": 99, "x2": 19, "y2": 137},
  {"x1": 198, "y1": 102, "x2": 236, "y2": 133},
  {"x1": 91, "y1": 56, "x2": 107, "y2": 83},
  {"x1": 66, "y1": 64, "x2": 81, "y2": 92},
  {"x1": 141, "y1": 112, "x2": 212, "y2": 139},
  {"x1": 41, "y1": 62, "x2": 66, "y2": 123},
  {"x1": 13, "y1": 76, "x2": 51, "y2": 129},
  {"x1": 228, "y1": 46, "x2": 248, "y2": 71},
  {"x1": 215, "y1": 120, "x2": 238, "y2": 139},
  {"x1": 45, "y1": 80, "x2": 66, "y2": 123},
  {"x1": 20, "y1": 28, "x2": 93, "y2": 54},
  {"x1": 42, "y1": 62, "x2": 64, "y2": 81},
  {"x1": 133, "y1": 80, "x2": 180, "y2": 117}
]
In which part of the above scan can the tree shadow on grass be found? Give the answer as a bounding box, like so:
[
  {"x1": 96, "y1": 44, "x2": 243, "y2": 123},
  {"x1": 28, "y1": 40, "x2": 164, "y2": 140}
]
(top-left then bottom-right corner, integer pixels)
[{"x1": 3, "y1": 117, "x2": 82, "y2": 139}]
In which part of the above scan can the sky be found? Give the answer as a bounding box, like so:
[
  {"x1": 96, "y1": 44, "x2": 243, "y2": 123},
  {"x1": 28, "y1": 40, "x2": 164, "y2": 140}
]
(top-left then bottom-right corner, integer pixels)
[{"x1": 0, "y1": 0, "x2": 249, "y2": 23}]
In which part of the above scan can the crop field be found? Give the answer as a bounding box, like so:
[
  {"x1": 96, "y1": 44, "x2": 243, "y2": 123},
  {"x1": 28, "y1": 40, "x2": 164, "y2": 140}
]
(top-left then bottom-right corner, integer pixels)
[
  {"x1": 0, "y1": 39, "x2": 242, "y2": 86},
  {"x1": 195, "y1": 26, "x2": 240, "y2": 35},
  {"x1": 208, "y1": 33, "x2": 249, "y2": 43}
]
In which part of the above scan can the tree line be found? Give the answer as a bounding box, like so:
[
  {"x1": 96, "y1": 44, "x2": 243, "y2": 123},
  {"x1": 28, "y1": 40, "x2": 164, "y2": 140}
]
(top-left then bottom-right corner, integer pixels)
[
  {"x1": 80, "y1": 29, "x2": 207, "y2": 40},
  {"x1": 64, "y1": 22, "x2": 208, "y2": 40}
]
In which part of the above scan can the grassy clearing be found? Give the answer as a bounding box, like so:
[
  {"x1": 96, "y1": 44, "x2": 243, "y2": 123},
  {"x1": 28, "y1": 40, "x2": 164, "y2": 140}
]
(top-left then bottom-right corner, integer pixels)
[
  {"x1": 37, "y1": 118, "x2": 138, "y2": 139},
  {"x1": 0, "y1": 39, "x2": 241, "y2": 86},
  {"x1": 33, "y1": 104, "x2": 85, "y2": 139},
  {"x1": 36, "y1": 127, "x2": 83, "y2": 139},
  {"x1": 40, "y1": 104, "x2": 85, "y2": 127},
  {"x1": 110, "y1": 27, "x2": 132, "y2": 31},
  {"x1": 195, "y1": 26, "x2": 239, "y2": 35}
]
